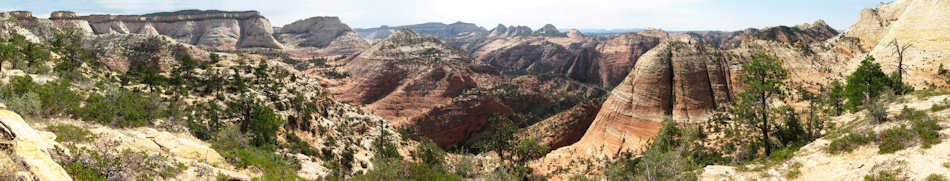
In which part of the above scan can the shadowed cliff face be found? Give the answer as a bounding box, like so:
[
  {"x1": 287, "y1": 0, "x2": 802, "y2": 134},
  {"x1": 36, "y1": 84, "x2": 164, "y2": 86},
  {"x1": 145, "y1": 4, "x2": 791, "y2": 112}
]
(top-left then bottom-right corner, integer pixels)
[{"x1": 47, "y1": 10, "x2": 283, "y2": 49}]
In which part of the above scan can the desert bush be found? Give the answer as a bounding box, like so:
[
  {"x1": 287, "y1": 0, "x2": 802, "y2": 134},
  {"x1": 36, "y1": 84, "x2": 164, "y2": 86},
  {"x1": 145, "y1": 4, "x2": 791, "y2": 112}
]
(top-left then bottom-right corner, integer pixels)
[
  {"x1": 5, "y1": 92, "x2": 41, "y2": 118},
  {"x1": 46, "y1": 124, "x2": 97, "y2": 142},
  {"x1": 35, "y1": 79, "x2": 82, "y2": 117},
  {"x1": 212, "y1": 126, "x2": 299, "y2": 180},
  {"x1": 896, "y1": 106, "x2": 928, "y2": 121},
  {"x1": 55, "y1": 144, "x2": 186, "y2": 181},
  {"x1": 928, "y1": 174, "x2": 949, "y2": 181},
  {"x1": 353, "y1": 158, "x2": 462, "y2": 181},
  {"x1": 878, "y1": 125, "x2": 915, "y2": 154},
  {"x1": 864, "y1": 169, "x2": 901, "y2": 181},
  {"x1": 931, "y1": 99, "x2": 950, "y2": 112},
  {"x1": 912, "y1": 118, "x2": 942, "y2": 148},
  {"x1": 866, "y1": 97, "x2": 889, "y2": 123},
  {"x1": 283, "y1": 133, "x2": 318, "y2": 156},
  {"x1": 76, "y1": 89, "x2": 162, "y2": 128},
  {"x1": 827, "y1": 131, "x2": 875, "y2": 154}
]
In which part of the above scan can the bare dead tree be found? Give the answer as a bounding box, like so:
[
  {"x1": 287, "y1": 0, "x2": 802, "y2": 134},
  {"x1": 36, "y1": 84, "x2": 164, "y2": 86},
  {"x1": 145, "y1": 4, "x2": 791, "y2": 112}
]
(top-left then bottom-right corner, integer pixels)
[{"x1": 890, "y1": 39, "x2": 913, "y2": 88}]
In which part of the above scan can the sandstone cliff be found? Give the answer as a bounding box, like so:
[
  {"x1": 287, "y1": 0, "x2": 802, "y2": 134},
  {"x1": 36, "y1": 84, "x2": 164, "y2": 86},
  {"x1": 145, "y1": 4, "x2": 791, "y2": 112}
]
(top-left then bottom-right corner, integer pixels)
[
  {"x1": 488, "y1": 24, "x2": 534, "y2": 38},
  {"x1": 674, "y1": 20, "x2": 839, "y2": 49},
  {"x1": 354, "y1": 22, "x2": 488, "y2": 41},
  {"x1": 277, "y1": 16, "x2": 370, "y2": 57},
  {"x1": 535, "y1": 24, "x2": 566, "y2": 37},
  {"x1": 546, "y1": 42, "x2": 735, "y2": 159},
  {"x1": 48, "y1": 10, "x2": 283, "y2": 49}
]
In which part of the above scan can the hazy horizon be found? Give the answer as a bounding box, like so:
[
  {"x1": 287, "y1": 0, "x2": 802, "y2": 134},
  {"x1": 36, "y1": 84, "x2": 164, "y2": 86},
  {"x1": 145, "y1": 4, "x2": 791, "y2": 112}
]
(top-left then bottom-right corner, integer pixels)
[{"x1": 2, "y1": 0, "x2": 886, "y2": 32}]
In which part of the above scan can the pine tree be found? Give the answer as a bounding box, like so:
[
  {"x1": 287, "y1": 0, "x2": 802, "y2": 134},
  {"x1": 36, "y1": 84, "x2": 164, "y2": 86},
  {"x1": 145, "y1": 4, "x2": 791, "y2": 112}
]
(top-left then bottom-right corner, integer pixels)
[{"x1": 733, "y1": 54, "x2": 788, "y2": 155}]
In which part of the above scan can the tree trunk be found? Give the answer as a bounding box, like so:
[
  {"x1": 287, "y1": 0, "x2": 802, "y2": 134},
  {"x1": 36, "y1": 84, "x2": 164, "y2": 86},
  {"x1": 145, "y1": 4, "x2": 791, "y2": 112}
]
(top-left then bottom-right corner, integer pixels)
[{"x1": 761, "y1": 93, "x2": 771, "y2": 155}]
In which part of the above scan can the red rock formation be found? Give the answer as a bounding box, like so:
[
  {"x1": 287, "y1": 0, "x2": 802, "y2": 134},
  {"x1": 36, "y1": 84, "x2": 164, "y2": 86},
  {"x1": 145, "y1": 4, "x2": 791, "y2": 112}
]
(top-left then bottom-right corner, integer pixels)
[
  {"x1": 520, "y1": 99, "x2": 602, "y2": 149},
  {"x1": 534, "y1": 41, "x2": 737, "y2": 177}
]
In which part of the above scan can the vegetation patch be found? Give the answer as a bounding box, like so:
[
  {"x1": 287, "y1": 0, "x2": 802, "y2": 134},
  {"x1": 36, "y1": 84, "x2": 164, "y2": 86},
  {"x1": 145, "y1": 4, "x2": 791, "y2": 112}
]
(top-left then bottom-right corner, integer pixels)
[
  {"x1": 928, "y1": 174, "x2": 949, "y2": 181},
  {"x1": 827, "y1": 131, "x2": 876, "y2": 154},
  {"x1": 864, "y1": 169, "x2": 902, "y2": 181},
  {"x1": 212, "y1": 127, "x2": 299, "y2": 181},
  {"x1": 878, "y1": 125, "x2": 916, "y2": 154},
  {"x1": 54, "y1": 144, "x2": 186, "y2": 181},
  {"x1": 46, "y1": 124, "x2": 97, "y2": 142}
]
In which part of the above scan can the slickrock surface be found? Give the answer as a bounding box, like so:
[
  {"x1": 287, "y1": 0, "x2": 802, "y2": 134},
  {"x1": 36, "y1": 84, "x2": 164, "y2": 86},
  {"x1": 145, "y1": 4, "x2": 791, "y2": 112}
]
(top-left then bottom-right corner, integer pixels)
[
  {"x1": 841, "y1": 0, "x2": 950, "y2": 87},
  {"x1": 0, "y1": 110, "x2": 71, "y2": 181}
]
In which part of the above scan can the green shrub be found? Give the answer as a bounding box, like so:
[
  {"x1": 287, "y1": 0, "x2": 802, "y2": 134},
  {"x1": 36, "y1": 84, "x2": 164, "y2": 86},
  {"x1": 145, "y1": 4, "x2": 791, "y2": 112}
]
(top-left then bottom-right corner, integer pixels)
[
  {"x1": 896, "y1": 106, "x2": 928, "y2": 121},
  {"x1": 931, "y1": 100, "x2": 950, "y2": 112},
  {"x1": 867, "y1": 99, "x2": 889, "y2": 123},
  {"x1": 864, "y1": 169, "x2": 900, "y2": 181},
  {"x1": 283, "y1": 133, "x2": 318, "y2": 156},
  {"x1": 928, "y1": 174, "x2": 949, "y2": 181},
  {"x1": 46, "y1": 124, "x2": 97, "y2": 142},
  {"x1": 787, "y1": 163, "x2": 802, "y2": 179},
  {"x1": 64, "y1": 161, "x2": 106, "y2": 181},
  {"x1": 5, "y1": 92, "x2": 42, "y2": 118},
  {"x1": 35, "y1": 79, "x2": 82, "y2": 117},
  {"x1": 323, "y1": 68, "x2": 350, "y2": 79},
  {"x1": 827, "y1": 131, "x2": 876, "y2": 154},
  {"x1": 76, "y1": 89, "x2": 162, "y2": 128},
  {"x1": 212, "y1": 127, "x2": 299, "y2": 181},
  {"x1": 353, "y1": 158, "x2": 462, "y2": 181},
  {"x1": 913, "y1": 119, "x2": 942, "y2": 148},
  {"x1": 56, "y1": 144, "x2": 185, "y2": 181},
  {"x1": 878, "y1": 126, "x2": 915, "y2": 154},
  {"x1": 246, "y1": 105, "x2": 284, "y2": 147}
]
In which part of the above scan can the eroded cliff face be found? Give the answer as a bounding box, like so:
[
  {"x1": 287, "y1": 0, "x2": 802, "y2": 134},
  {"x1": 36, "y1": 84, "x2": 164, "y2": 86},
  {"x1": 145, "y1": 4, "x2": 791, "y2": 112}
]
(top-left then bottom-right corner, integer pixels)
[
  {"x1": 551, "y1": 42, "x2": 735, "y2": 158},
  {"x1": 321, "y1": 29, "x2": 505, "y2": 148},
  {"x1": 674, "y1": 20, "x2": 839, "y2": 49},
  {"x1": 47, "y1": 10, "x2": 283, "y2": 49}
]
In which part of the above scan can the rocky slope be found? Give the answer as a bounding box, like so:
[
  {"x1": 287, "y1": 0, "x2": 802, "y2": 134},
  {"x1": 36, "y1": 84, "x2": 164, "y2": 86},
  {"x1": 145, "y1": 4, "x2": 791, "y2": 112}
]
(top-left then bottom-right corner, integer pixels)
[
  {"x1": 47, "y1": 10, "x2": 283, "y2": 49},
  {"x1": 675, "y1": 20, "x2": 839, "y2": 49},
  {"x1": 531, "y1": 21, "x2": 856, "y2": 179},
  {"x1": 277, "y1": 16, "x2": 370, "y2": 57},
  {"x1": 534, "y1": 24, "x2": 566, "y2": 37},
  {"x1": 0, "y1": 110, "x2": 71, "y2": 181},
  {"x1": 539, "y1": 42, "x2": 736, "y2": 170},
  {"x1": 488, "y1": 24, "x2": 534, "y2": 38},
  {"x1": 702, "y1": 94, "x2": 950, "y2": 181},
  {"x1": 321, "y1": 29, "x2": 504, "y2": 147},
  {"x1": 354, "y1": 22, "x2": 488, "y2": 42},
  {"x1": 839, "y1": 0, "x2": 950, "y2": 87}
]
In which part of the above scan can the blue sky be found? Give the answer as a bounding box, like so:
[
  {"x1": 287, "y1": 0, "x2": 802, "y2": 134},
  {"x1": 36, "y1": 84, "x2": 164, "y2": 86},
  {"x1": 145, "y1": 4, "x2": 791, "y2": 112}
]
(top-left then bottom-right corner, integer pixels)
[{"x1": 1, "y1": 0, "x2": 887, "y2": 31}]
